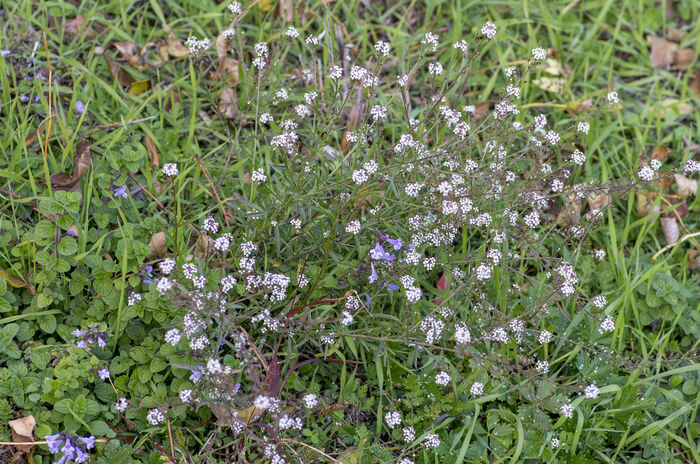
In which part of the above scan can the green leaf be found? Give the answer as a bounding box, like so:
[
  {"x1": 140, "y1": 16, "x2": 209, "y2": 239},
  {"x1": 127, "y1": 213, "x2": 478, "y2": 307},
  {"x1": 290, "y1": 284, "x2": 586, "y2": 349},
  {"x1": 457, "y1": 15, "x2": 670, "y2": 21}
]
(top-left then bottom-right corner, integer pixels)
[
  {"x1": 39, "y1": 197, "x2": 64, "y2": 215},
  {"x1": 72, "y1": 394, "x2": 87, "y2": 418},
  {"x1": 150, "y1": 357, "x2": 167, "y2": 373},
  {"x1": 54, "y1": 398, "x2": 73, "y2": 414},
  {"x1": 0, "y1": 297, "x2": 12, "y2": 313},
  {"x1": 37, "y1": 293, "x2": 53, "y2": 308},
  {"x1": 58, "y1": 236, "x2": 78, "y2": 256},
  {"x1": 90, "y1": 420, "x2": 116, "y2": 438},
  {"x1": 34, "y1": 220, "x2": 56, "y2": 240},
  {"x1": 30, "y1": 350, "x2": 50, "y2": 369}
]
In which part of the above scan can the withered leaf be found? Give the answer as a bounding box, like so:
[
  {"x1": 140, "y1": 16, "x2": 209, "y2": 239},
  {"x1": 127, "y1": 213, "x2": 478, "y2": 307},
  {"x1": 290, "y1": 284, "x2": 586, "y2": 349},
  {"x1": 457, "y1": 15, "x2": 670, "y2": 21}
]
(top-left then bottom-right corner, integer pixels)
[
  {"x1": 691, "y1": 70, "x2": 700, "y2": 97},
  {"x1": 688, "y1": 249, "x2": 700, "y2": 271},
  {"x1": 660, "y1": 216, "x2": 679, "y2": 245},
  {"x1": 674, "y1": 174, "x2": 697, "y2": 198},
  {"x1": 24, "y1": 120, "x2": 48, "y2": 147},
  {"x1": 674, "y1": 48, "x2": 695, "y2": 70},
  {"x1": 9, "y1": 415, "x2": 36, "y2": 453},
  {"x1": 473, "y1": 101, "x2": 491, "y2": 122},
  {"x1": 61, "y1": 15, "x2": 95, "y2": 40},
  {"x1": 647, "y1": 35, "x2": 677, "y2": 68},
  {"x1": 113, "y1": 41, "x2": 147, "y2": 71},
  {"x1": 103, "y1": 54, "x2": 136, "y2": 87},
  {"x1": 140, "y1": 42, "x2": 166, "y2": 68},
  {"x1": 128, "y1": 79, "x2": 151, "y2": 96},
  {"x1": 0, "y1": 268, "x2": 36, "y2": 295},
  {"x1": 532, "y1": 77, "x2": 567, "y2": 93},
  {"x1": 218, "y1": 88, "x2": 238, "y2": 119},
  {"x1": 147, "y1": 232, "x2": 167, "y2": 259},
  {"x1": 194, "y1": 234, "x2": 210, "y2": 259},
  {"x1": 47, "y1": 139, "x2": 92, "y2": 192},
  {"x1": 651, "y1": 145, "x2": 670, "y2": 161},
  {"x1": 162, "y1": 24, "x2": 189, "y2": 58},
  {"x1": 144, "y1": 134, "x2": 159, "y2": 168}
]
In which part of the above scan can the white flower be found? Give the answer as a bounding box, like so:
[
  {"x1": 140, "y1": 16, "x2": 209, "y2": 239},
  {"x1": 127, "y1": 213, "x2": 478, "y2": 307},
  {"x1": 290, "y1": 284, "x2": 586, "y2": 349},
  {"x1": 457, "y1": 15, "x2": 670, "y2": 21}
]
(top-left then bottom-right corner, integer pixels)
[
  {"x1": 402, "y1": 426, "x2": 415, "y2": 442},
  {"x1": 637, "y1": 165, "x2": 655, "y2": 181},
  {"x1": 303, "y1": 394, "x2": 318, "y2": 408},
  {"x1": 421, "y1": 32, "x2": 439, "y2": 52},
  {"x1": 162, "y1": 163, "x2": 179, "y2": 176},
  {"x1": 374, "y1": 40, "x2": 391, "y2": 56},
  {"x1": 147, "y1": 409, "x2": 165, "y2": 425},
  {"x1": 470, "y1": 382, "x2": 484, "y2": 396},
  {"x1": 341, "y1": 311, "x2": 354, "y2": 326},
  {"x1": 385, "y1": 411, "x2": 402, "y2": 428},
  {"x1": 435, "y1": 371, "x2": 451, "y2": 386},
  {"x1": 599, "y1": 315, "x2": 615, "y2": 333},
  {"x1": 592, "y1": 295, "x2": 607, "y2": 309},
  {"x1": 156, "y1": 277, "x2": 173, "y2": 294},
  {"x1": 164, "y1": 328, "x2": 181, "y2": 346},
  {"x1": 228, "y1": 1, "x2": 242, "y2": 15},
  {"x1": 345, "y1": 220, "x2": 361, "y2": 235},
  {"x1": 285, "y1": 26, "x2": 299, "y2": 38},
  {"x1": 535, "y1": 360, "x2": 549, "y2": 373},
  {"x1": 252, "y1": 168, "x2": 267, "y2": 183},
  {"x1": 538, "y1": 330, "x2": 552, "y2": 344},
  {"x1": 577, "y1": 121, "x2": 590, "y2": 134},
  {"x1": 584, "y1": 383, "x2": 599, "y2": 399},
  {"x1": 481, "y1": 22, "x2": 497, "y2": 39},
  {"x1": 531, "y1": 47, "x2": 547, "y2": 61},
  {"x1": 115, "y1": 397, "x2": 128, "y2": 412},
  {"x1": 559, "y1": 402, "x2": 574, "y2": 419},
  {"x1": 607, "y1": 91, "x2": 619, "y2": 104},
  {"x1": 428, "y1": 62, "x2": 443, "y2": 76}
]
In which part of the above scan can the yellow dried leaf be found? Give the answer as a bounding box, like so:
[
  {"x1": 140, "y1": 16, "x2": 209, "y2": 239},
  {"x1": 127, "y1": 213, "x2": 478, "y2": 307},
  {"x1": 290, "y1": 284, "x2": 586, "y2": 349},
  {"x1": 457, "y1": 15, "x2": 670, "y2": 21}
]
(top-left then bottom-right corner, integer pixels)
[
  {"x1": 9, "y1": 415, "x2": 36, "y2": 453},
  {"x1": 532, "y1": 77, "x2": 566, "y2": 93},
  {"x1": 163, "y1": 24, "x2": 190, "y2": 58},
  {"x1": 674, "y1": 174, "x2": 697, "y2": 198},
  {"x1": 647, "y1": 35, "x2": 677, "y2": 68},
  {"x1": 128, "y1": 80, "x2": 151, "y2": 96},
  {"x1": 147, "y1": 232, "x2": 167, "y2": 258},
  {"x1": 660, "y1": 217, "x2": 679, "y2": 245},
  {"x1": 541, "y1": 58, "x2": 563, "y2": 76}
]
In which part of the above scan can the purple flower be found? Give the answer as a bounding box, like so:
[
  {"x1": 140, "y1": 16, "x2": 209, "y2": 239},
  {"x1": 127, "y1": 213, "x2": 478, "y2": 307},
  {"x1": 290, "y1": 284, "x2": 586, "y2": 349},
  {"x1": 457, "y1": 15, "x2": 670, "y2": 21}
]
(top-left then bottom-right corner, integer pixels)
[
  {"x1": 78, "y1": 436, "x2": 95, "y2": 450},
  {"x1": 76, "y1": 339, "x2": 87, "y2": 349},
  {"x1": 190, "y1": 365, "x2": 203, "y2": 383},
  {"x1": 381, "y1": 282, "x2": 399, "y2": 295},
  {"x1": 75, "y1": 100, "x2": 85, "y2": 114},
  {"x1": 61, "y1": 438, "x2": 76, "y2": 459},
  {"x1": 74, "y1": 447, "x2": 89, "y2": 463},
  {"x1": 365, "y1": 293, "x2": 372, "y2": 306},
  {"x1": 97, "y1": 367, "x2": 110, "y2": 380},
  {"x1": 96, "y1": 335, "x2": 106, "y2": 348},
  {"x1": 386, "y1": 237, "x2": 403, "y2": 250},
  {"x1": 369, "y1": 262, "x2": 378, "y2": 283},
  {"x1": 67, "y1": 229, "x2": 77, "y2": 238},
  {"x1": 370, "y1": 242, "x2": 394, "y2": 261},
  {"x1": 72, "y1": 329, "x2": 85, "y2": 337},
  {"x1": 141, "y1": 265, "x2": 154, "y2": 284},
  {"x1": 112, "y1": 185, "x2": 128, "y2": 198},
  {"x1": 46, "y1": 433, "x2": 63, "y2": 453},
  {"x1": 1, "y1": 50, "x2": 11, "y2": 57}
]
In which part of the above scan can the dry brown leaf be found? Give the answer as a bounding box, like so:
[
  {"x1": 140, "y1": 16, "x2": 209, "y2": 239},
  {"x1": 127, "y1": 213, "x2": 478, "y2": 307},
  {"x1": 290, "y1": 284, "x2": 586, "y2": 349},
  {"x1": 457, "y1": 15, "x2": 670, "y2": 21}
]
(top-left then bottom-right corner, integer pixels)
[
  {"x1": 688, "y1": 249, "x2": 700, "y2": 270},
  {"x1": 691, "y1": 70, "x2": 700, "y2": 97},
  {"x1": 162, "y1": 24, "x2": 190, "y2": 58},
  {"x1": 473, "y1": 101, "x2": 490, "y2": 122},
  {"x1": 647, "y1": 35, "x2": 677, "y2": 68},
  {"x1": 532, "y1": 77, "x2": 566, "y2": 93},
  {"x1": 219, "y1": 88, "x2": 238, "y2": 119},
  {"x1": 9, "y1": 415, "x2": 36, "y2": 453},
  {"x1": 659, "y1": 174, "x2": 675, "y2": 190},
  {"x1": 660, "y1": 216, "x2": 679, "y2": 245},
  {"x1": 147, "y1": 232, "x2": 167, "y2": 258},
  {"x1": 61, "y1": 15, "x2": 95, "y2": 40},
  {"x1": 674, "y1": 174, "x2": 697, "y2": 198},
  {"x1": 46, "y1": 139, "x2": 92, "y2": 192},
  {"x1": 674, "y1": 48, "x2": 695, "y2": 70},
  {"x1": 194, "y1": 234, "x2": 210, "y2": 259},
  {"x1": 566, "y1": 99, "x2": 593, "y2": 112},
  {"x1": 0, "y1": 268, "x2": 35, "y2": 295},
  {"x1": 668, "y1": 27, "x2": 686, "y2": 42},
  {"x1": 140, "y1": 42, "x2": 166, "y2": 68},
  {"x1": 113, "y1": 41, "x2": 147, "y2": 71},
  {"x1": 103, "y1": 54, "x2": 136, "y2": 87},
  {"x1": 24, "y1": 120, "x2": 48, "y2": 147},
  {"x1": 651, "y1": 145, "x2": 670, "y2": 161},
  {"x1": 636, "y1": 191, "x2": 652, "y2": 217},
  {"x1": 144, "y1": 134, "x2": 159, "y2": 168}
]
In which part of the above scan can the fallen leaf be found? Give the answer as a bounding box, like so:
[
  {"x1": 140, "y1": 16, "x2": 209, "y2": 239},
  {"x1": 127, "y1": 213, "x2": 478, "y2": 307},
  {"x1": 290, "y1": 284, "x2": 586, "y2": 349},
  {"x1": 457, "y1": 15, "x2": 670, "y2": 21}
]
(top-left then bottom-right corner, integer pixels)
[
  {"x1": 218, "y1": 88, "x2": 238, "y2": 119},
  {"x1": 45, "y1": 139, "x2": 92, "y2": 192},
  {"x1": 144, "y1": 134, "x2": 159, "y2": 168},
  {"x1": 688, "y1": 249, "x2": 700, "y2": 270},
  {"x1": 541, "y1": 58, "x2": 563, "y2": 76},
  {"x1": 674, "y1": 48, "x2": 695, "y2": 70},
  {"x1": 234, "y1": 404, "x2": 265, "y2": 425},
  {"x1": 140, "y1": 42, "x2": 166, "y2": 68},
  {"x1": 651, "y1": 145, "x2": 670, "y2": 161},
  {"x1": 660, "y1": 216, "x2": 679, "y2": 245},
  {"x1": 162, "y1": 24, "x2": 189, "y2": 58},
  {"x1": 647, "y1": 35, "x2": 677, "y2": 68},
  {"x1": 103, "y1": 54, "x2": 136, "y2": 87},
  {"x1": 668, "y1": 27, "x2": 686, "y2": 42},
  {"x1": 674, "y1": 174, "x2": 697, "y2": 198},
  {"x1": 0, "y1": 268, "x2": 35, "y2": 294},
  {"x1": 9, "y1": 415, "x2": 36, "y2": 453},
  {"x1": 566, "y1": 99, "x2": 593, "y2": 112},
  {"x1": 147, "y1": 232, "x2": 167, "y2": 259},
  {"x1": 113, "y1": 41, "x2": 147, "y2": 71},
  {"x1": 654, "y1": 98, "x2": 693, "y2": 119},
  {"x1": 264, "y1": 353, "x2": 281, "y2": 396},
  {"x1": 532, "y1": 77, "x2": 566, "y2": 93},
  {"x1": 194, "y1": 234, "x2": 210, "y2": 259},
  {"x1": 61, "y1": 15, "x2": 95, "y2": 40},
  {"x1": 473, "y1": 101, "x2": 490, "y2": 122},
  {"x1": 24, "y1": 120, "x2": 48, "y2": 147},
  {"x1": 128, "y1": 80, "x2": 151, "y2": 96},
  {"x1": 691, "y1": 70, "x2": 700, "y2": 97}
]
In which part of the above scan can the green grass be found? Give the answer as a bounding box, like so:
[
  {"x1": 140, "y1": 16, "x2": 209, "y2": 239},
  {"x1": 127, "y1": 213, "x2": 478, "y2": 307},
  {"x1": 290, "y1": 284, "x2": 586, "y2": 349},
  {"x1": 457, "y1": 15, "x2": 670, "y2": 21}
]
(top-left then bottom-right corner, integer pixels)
[{"x1": 0, "y1": 0, "x2": 699, "y2": 463}]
